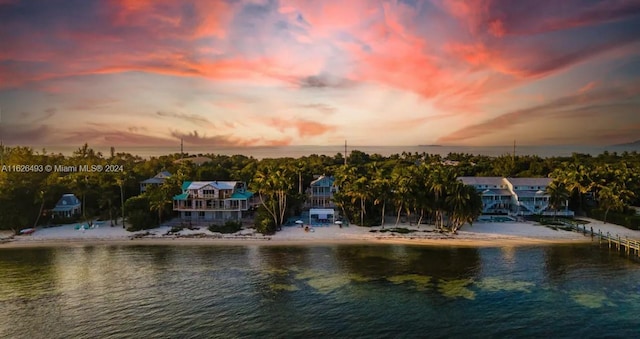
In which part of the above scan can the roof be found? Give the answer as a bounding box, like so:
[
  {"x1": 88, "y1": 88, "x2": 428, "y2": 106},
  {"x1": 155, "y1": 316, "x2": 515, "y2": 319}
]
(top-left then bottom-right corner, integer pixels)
[
  {"x1": 230, "y1": 191, "x2": 254, "y2": 199},
  {"x1": 155, "y1": 171, "x2": 172, "y2": 178},
  {"x1": 173, "y1": 193, "x2": 189, "y2": 200},
  {"x1": 481, "y1": 189, "x2": 512, "y2": 196},
  {"x1": 185, "y1": 181, "x2": 239, "y2": 190},
  {"x1": 311, "y1": 175, "x2": 335, "y2": 187},
  {"x1": 458, "y1": 177, "x2": 506, "y2": 186},
  {"x1": 506, "y1": 177, "x2": 552, "y2": 187},
  {"x1": 516, "y1": 190, "x2": 548, "y2": 198},
  {"x1": 53, "y1": 194, "x2": 81, "y2": 210},
  {"x1": 140, "y1": 177, "x2": 166, "y2": 184},
  {"x1": 182, "y1": 181, "x2": 192, "y2": 190}
]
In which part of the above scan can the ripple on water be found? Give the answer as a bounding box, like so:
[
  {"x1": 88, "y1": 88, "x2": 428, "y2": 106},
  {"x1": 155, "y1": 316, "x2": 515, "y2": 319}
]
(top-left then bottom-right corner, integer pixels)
[
  {"x1": 570, "y1": 290, "x2": 616, "y2": 309},
  {"x1": 475, "y1": 278, "x2": 535, "y2": 293},
  {"x1": 386, "y1": 274, "x2": 432, "y2": 291},
  {"x1": 437, "y1": 279, "x2": 476, "y2": 300}
]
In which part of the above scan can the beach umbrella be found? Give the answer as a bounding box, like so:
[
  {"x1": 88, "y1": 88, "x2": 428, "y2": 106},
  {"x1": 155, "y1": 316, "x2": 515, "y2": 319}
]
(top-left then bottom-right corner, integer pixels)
[
  {"x1": 334, "y1": 221, "x2": 343, "y2": 225},
  {"x1": 295, "y1": 220, "x2": 304, "y2": 224}
]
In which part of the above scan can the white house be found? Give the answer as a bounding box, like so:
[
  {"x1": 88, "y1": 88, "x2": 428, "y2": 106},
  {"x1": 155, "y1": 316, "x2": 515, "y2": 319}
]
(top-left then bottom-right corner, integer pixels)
[
  {"x1": 306, "y1": 175, "x2": 338, "y2": 208},
  {"x1": 140, "y1": 171, "x2": 172, "y2": 193},
  {"x1": 173, "y1": 181, "x2": 255, "y2": 222},
  {"x1": 458, "y1": 177, "x2": 573, "y2": 217},
  {"x1": 458, "y1": 177, "x2": 512, "y2": 214},
  {"x1": 51, "y1": 194, "x2": 81, "y2": 218}
]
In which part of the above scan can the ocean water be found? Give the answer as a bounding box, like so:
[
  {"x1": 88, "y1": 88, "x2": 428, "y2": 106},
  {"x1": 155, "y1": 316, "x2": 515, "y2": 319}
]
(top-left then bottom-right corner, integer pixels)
[
  {"x1": 1, "y1": 244, "x2": 639, "y2": 338},
  {"x1": 32, "y1": 144, "x2": 640, "y2": 159}
]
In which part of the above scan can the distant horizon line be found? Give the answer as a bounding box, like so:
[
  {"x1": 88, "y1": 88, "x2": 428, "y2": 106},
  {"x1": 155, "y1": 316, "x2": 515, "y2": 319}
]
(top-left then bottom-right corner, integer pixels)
[{"x1": 2, "y1": 143, "x2": 635, "y2": 149}]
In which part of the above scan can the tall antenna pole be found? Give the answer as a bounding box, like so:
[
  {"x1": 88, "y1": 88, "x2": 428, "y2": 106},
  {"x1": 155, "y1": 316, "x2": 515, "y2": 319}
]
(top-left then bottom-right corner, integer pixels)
[
  {"x1": 180, "y1": 137, "x2": 184, "y2": 158},
  {"x1": 344, "y1": 139, "x2": 347, "y2": 166},
  {"x1": 513, "y1": 139, "x2": 516, "y2": 161}
]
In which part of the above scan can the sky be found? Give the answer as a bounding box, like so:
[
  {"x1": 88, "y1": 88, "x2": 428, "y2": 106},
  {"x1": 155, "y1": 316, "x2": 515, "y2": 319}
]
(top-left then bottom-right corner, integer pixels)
[{"x1": 1, "y1": 0, "x2": 639, "y2": 148}]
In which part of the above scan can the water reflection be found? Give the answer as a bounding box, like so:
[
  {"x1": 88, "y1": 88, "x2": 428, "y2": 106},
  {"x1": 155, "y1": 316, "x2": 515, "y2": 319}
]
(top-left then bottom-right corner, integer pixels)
[{"x1": 1, "y1": 244, "x2": 639, "y2": 338}]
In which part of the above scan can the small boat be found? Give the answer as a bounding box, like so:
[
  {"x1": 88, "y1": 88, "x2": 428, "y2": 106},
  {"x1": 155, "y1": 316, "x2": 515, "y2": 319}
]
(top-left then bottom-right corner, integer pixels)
[{"x1": 19, "y1": 228, "x2": 36, "y2": 235}]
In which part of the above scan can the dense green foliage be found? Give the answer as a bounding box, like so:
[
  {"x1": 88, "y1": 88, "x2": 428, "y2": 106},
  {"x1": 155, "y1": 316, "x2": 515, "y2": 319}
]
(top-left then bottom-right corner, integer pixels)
[
  {"x1": 2, "y1": 144, "x2": 640, "y2": 233},
  {"x1": 208, "y1": 220, "x2": 243, "y2": 234},
  {"x1": 587, "y1": 209, "x2": 640, "y2": 230}
]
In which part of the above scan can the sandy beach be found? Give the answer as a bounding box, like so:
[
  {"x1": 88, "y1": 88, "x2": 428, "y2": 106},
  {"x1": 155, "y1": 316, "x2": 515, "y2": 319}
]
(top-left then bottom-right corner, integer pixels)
[{"x1": 3, "y1": 217, "x2": 639, "y2": 249}]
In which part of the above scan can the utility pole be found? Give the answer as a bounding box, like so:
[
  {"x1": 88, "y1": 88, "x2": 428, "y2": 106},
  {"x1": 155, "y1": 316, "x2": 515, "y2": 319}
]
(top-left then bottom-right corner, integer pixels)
[
  {"x1": 344, "y1": 140, "x2": 347, "y2": 166},
  {"x1": 180, "y1": 138, "x2": 184, "y2": 158}
]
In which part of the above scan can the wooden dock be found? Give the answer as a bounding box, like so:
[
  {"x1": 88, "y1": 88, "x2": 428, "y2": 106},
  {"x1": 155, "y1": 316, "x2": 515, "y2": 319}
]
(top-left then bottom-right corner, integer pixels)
[{"x1": 561, "y1": 221, "x2": 640, "y2": 258}]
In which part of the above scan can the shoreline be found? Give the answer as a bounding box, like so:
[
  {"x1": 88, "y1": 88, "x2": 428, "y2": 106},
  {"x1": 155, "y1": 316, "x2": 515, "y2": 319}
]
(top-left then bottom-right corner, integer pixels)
[
  {"x1": 2, "y1": 217, "x2": 634, "y2": 249},
  {"x1": 0, "y1": 234, "x2": 594, "y2": 249}
]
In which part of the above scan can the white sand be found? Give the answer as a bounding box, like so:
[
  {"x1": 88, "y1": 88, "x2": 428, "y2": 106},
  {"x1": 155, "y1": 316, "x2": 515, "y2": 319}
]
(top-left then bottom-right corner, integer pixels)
[{"x1": 4, "y1": 217, "x2": 640, "y2": 248}]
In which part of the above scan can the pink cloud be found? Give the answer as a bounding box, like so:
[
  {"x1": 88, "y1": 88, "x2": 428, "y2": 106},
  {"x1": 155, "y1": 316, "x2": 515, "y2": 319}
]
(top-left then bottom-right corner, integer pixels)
[{"x1": 267, "y1": 117, "x2": 336, "y2": 138}]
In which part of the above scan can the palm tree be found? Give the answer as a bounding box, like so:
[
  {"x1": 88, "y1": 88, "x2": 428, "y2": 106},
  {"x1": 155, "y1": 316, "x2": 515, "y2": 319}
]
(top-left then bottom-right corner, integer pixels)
[
  {"x1": 148, "y1": 185, "x2": 170, "y2": 226},
  {"x1": 33, "y1": 189, "x2": 45, "y2": 228},
  {"x1": 546, "y1": 180, "x2": 570, "y2": 221},
  {"x1": 597, "y1": 183, "x2": 634, "y2": 223},
  {"x1": 371, "y1": 165, "x2": 391, "y2": 227},
  {"x1": 391, "y1": 166, "x2": 412, "y2": 226},
  {"x1": 351, "y1": 175, "x2": 370, "y2": 226},
  {"x1": 98, "y1": 190, "x2": 117, "y2": 226},
  {"x1": 446, "y1": 183, "x2": 482, "y2": 233},
  {"x1": 251, "y1": 165, "x2": 294, "y2": 228}
]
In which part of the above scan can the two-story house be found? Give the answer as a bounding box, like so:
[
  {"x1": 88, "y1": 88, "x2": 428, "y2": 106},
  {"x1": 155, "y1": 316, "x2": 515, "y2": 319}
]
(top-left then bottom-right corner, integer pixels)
[
  {"x1": 505, "y1": 178, "x2": 554, "y2": 216},
  {"x1": 173, "y1": 181, "x2": 255, "y2": 222},
  {"x1": 458, "y1": 177, "x2": 512, "y2": 214},
  {"x1": 458, "y1": 177, "x2": 573, "y2": 217},
  {"x1": 306, "y1": 175, "x2": 338, "y2": 209}
]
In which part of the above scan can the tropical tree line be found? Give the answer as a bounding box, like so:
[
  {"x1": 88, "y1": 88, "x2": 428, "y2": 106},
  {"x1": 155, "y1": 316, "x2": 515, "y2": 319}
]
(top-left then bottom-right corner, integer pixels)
[{"x1": 2, "y1": 144, "x2": 640, "y2": 233}]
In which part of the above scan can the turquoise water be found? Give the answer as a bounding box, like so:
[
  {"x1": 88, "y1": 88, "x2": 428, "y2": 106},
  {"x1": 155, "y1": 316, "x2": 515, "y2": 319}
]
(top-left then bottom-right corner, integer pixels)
[{"x1": 1, "y1": 244, "x2": 639, "y2": 338}]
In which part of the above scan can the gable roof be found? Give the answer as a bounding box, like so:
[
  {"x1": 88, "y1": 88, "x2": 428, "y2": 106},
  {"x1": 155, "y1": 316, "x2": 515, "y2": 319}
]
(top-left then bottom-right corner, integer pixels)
[
  {"x1": 184, "y1": 181, "x2": 240, "y2": 191},
  {"x1": 140, "y1": 177, "x2": 166, "y2": 184},
  {"x1": 53, "y1": 194, "x2": 81, "y2": 211},
  {"x1": 458, "y1": 177, "x2": 506, "y2": 186},
  {"x1": 155, "y1": 171, "x2": 172, "y2": 178},
  {"x1": 311, "y1": 175, "x2": 335, "y2": 186},
  {"x1": 506, "y1": 178, "x2": 552, "y2": 187}
]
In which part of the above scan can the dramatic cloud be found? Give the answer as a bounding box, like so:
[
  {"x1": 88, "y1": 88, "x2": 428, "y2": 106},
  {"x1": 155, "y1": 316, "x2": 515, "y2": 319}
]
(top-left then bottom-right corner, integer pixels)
[
  {"x1": 156, "y1": 111, "x2": 216, "y2": 128},
  {"x1": 170, "y1": 129, "x2": 293, "y2": 147},
  {"x1": 1, "y1": 0, "x2": 639, "y2": 147}
]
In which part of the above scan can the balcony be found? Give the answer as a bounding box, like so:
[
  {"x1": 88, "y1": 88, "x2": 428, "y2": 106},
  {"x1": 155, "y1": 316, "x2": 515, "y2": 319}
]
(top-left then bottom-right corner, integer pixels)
[{"x1": 173, "y1": 201, "x2": 248, "y2": 211}]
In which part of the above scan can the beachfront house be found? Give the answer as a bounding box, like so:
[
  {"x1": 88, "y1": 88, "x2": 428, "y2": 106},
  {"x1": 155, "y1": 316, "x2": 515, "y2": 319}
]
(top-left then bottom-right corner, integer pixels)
[
  {"x1": 306, "y1": 175, "x2": 338, "y2": 208},
  {"x1": 458, "y1": 177, "x2": 512, "y2": 214},
  {"x1": 458, "y1": 177, "x2": 574, "y2": 217},
  {"x1": 172, "y1": 181, "x2": 255, "y2": 223},
  {"x1": 140, "y1": 171, "x2": 171, "y2": 193},
  {"x1": 51, "y1": 194, "x2": 81, "y2": 218},
  {"x1": 505, "y1": 178, "x2": 571, "y2": 217}
]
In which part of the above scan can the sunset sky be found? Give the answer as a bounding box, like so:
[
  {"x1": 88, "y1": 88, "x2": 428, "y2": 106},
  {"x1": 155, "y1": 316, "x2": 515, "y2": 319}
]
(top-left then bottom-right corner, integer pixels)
[{"x1": 1, "y1": 0, "x2": 639, "y2": 148}]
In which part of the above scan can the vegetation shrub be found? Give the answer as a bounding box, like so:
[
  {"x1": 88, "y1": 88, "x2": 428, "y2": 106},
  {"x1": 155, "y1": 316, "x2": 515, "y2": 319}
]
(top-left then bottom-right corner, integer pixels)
[
  {"x1": 588, "y1": 208, "x2": 640, "y2": 230},
  {"x1": 124, "y1": 196, "x2": 156, "y2": 231},
  {"x1": 126, "y1": 210, "x2": 155, "y2": 231},
  {"x1": 208, "y1": 220, "x2": 242, "y2": 234},
  {"x1": 254, "y1": 205, "x2": 276, "y2": 234},
  {"x1": 389, "y1": 227, "x2": 415, "y2": 234}
]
